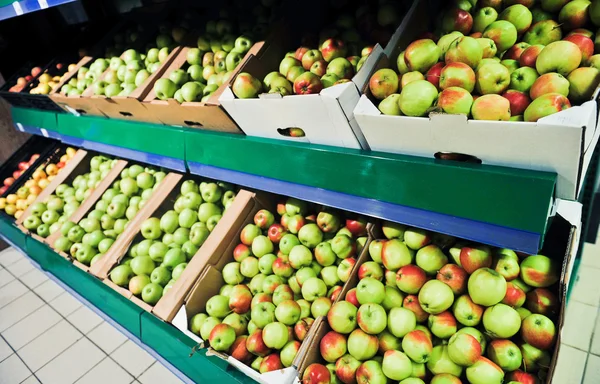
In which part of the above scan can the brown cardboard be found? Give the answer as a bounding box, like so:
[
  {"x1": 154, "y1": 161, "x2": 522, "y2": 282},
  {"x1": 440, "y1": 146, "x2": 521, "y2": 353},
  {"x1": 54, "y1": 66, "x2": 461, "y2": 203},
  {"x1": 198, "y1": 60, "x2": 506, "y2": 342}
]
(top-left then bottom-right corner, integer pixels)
[
  {"x1": 141, "y1": 43, "x2": 265, "y2": 132},
  {"x1": 86, "y1": 47, "x2": 183, "y2": 123},
  {"x1": 45, "y1": 159, "x2": 128, "y2": 248},
  {"x1": 49, "y1": 57, "x2": 107, "y2": 117},
  {"x1": 16, "y1": 148, "x2": 88, "y2": 228},
  {"x1": 89, "y1": 172, "x2": 183, "y2": 279}
]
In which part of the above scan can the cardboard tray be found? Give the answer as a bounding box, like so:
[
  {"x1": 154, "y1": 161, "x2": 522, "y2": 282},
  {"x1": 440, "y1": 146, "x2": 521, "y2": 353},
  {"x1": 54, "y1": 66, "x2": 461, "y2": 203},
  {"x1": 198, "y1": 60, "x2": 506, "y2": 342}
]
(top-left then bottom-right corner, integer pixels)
[
  {"x1": 93, "y1": 174, "x2": 242, "y2": 319},
  {"x1": 84, "y1": 47, "x2": 183, "y2": 123},
  {"x1": 352, "y1": 0, "x2": 600, "y2": 201},
  {"x1": 141, "y1": 44, "x2": 264, "y2": 133},
  {"x1": 0, "y1": 60, "x2": 57, "y2": 110},
  {"x1": 163, "y1": 191, "x2": 373, "y2": 384},
  {"x1": 218, "y1": 0, "x2": 421, "y2": 150}
]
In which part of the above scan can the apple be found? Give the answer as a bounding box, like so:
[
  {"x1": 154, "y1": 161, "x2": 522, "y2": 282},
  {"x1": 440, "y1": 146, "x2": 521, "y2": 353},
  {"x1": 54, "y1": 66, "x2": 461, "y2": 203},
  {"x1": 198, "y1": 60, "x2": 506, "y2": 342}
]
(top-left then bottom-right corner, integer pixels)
[
  {"x1": 320, "y1": 331, "x2": 348, "y2": 363},
  {"x1": 429, "y1": 310, "x2": 458, "y2": 339},
  {"x1": 483, "y1": 20, "x2": 518, "y2": 52},
  {"x1": 382, "y1": 350, "x2": 413, "y2": 381},
  {"x1": 232, "y1": 73, "x2": 262, "y2": 98},
  {"x1": 302, "y1": 363, "x2": 330, "y2": 384},
  {"x1": 473, "y1": 7, "x2": 498, "y2": 33},
  {"x1": 504, "y1": 42, "x2": 531, "y2": 61},
  {"x1": 460, "y1": 245, "x2": 492, "y2": 274},
  {"x1": 471, "y1": 94, "x2": 511, "y2": 121},
  {"x1": 418, "y1": 280, "x2": 454, "y2": 315},
  {"x1": 487, "y1": 339, "x2": 522, "y2": 372},
  {"x1": 356, "y1": 277, "x2": 386, "y2": 305},
  {"x1": 427, "y1": 345, "x2": 463, "y2": 377},
  {"x1": 399, "y1": 80, "x2": 438, "y2": 117},
  {"x1": 523, "y1": 20, "x2": 563, "y2": 46},
  {"x1": 347, "y1": 329, "x2": 378, "y2": 361},
  {"x1": 404, "y1": 39, "x2": 441, "y2": 73},
  {"x1": 280, "y1": 340, "x2": 300, "y2": 368},
  {"x1": 357, "y1": 303, "x2": 387, "y2": 335},
  {"x1": 478, "y1": 38, "x2": 498, "y2": 58},
  {"x1": 502, "y1": 90, "x2": 531, "y2": 117},
  {"x1": 321, "y1": 38, "x2": 347, "y2": 62},
  {"x1": 506, "y1": 370, "x2": 539, "y2": 384},
  {"x1": 402, "y1": 329, "x2": 433, "y2": 364},
  {"x1": 377, "y1": 330, "x2": 402, "y2": 355},
  {"x1": 447, "y1": 332, "x2": 482, "y2": 367},
  {"x1": 262, "y1": 322, "x2": 288, "y2": 349},
  {"x1": 208, "y1": 323, "x2": 236, "y2": 351},
  {"x1": 530, "y1": 73, "x2": 570, "y2": 99},
  {"x1": 536, "y1": 41, "x2": 582, "y2": 76},
  {"x1": 559, "y1": 0, "x2": 591, "y2": 30},
  {"x1": 397, "y1": 265, "x2": 428, "y2": 294},
  {"x1": 426, "y1": 62, "x2": 445, "y2": 89},
  {"x1": 465, "y1": 357, "x2": 504, "y2": 384},
  {"x1": 440, "y1": 62, "x2": 476, "y2": 92},
  {"x1": 301, "y1": 277, "x2": 327, "y2": 301},
  {"x1": 445, "y1": 37, "x2": 483, "y2": 69},
  {"x1": 404, "y1": 295, "x2": 429, "y2": 322},
  {"x1": 336, "y1": 354, "x2": 361, "y2": 384},
  {"x1": 442, "y1": 8, "x2": 473, "y2": 35},
  {"x1": 294, "y1": 72, "x2": 323, "y2": 95},
  {"x1": 381, "y1": 239, "x2": 413, "y2": 271},
  {"x1": 246, "y1": 329, "x2": 271, "y2": 357},
  {"x1": 500, "y1": 4, "x2": 532, "y2": 34},
  {"x1": 141, "y1": 283, "x2": 163, "y2": 305},
  {"x1": 328, "y1": 301, "x2": 358, "y2": 334},
  {"x1": 483, "y1": 303, "x2": 521, "y2": 338},
  {"x1": 521, "y1": 342, "x2": 551, "y2": 372},
  {"x1": 401, "y1": 71, "x2": 426, "y2": 89},
  {"x1": 526, "y1": 288, "x2": 558, "y2": 315},
  {"x1": 294, "y1": 317, "x2": 313, "y2": 342},
  {"x1": 525, "y1": 91, "x2": 571, "y2": 122},
  {"x1": 369, "y1": 69, "x2": 399, "y2": 100},
  {"x1": 415, "y1": 245, "x2": 448, "y2": 275},
  {"x1": 502, "y1": 281, "x2": 527, "y2": 308},
  {"x1": 468, "y1": 268, "x2": 507, "y2": 306},
  {"x1": 568, "y1": 67, "x2": 600, "y2": 103},
  {"x1": 476, "y1": 62, "x2": 510, "y2": 94},
  {"x1": 521, "y1": 313, "x2": 556, "y2": 349}
]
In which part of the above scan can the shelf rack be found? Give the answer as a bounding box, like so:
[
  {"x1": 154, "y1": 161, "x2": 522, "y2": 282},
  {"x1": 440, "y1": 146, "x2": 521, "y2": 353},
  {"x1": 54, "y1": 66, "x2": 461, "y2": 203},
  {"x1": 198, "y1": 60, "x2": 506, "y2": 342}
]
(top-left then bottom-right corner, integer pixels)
[
  {"x1": 0, "y1": 0, "x2": 76, "y2": 20},
  {"x1": 11, "y1": 107, "x2": 557, "y2": 254}
]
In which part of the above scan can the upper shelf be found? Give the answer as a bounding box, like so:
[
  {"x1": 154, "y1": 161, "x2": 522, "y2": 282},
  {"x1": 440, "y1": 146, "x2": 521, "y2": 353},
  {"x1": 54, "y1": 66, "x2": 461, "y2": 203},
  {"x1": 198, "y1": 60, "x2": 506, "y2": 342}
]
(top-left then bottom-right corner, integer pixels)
[
  {"x1": 0, "y1": 0, "x2": 76, "y2": 21},
  {"x1": 10, "y1": 107, "x2": 557, "y2": 254}
]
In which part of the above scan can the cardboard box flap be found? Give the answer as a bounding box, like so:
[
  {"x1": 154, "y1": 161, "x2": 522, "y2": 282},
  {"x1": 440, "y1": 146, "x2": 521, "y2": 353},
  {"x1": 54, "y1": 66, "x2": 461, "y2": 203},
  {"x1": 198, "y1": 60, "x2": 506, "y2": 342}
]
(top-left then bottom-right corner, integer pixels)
[
  {"x1": 172, "y1": 303, "x2": 202, "y2": 345},
  {"x1": 49, "y1": 57, "x2": 94, "y2": 95}
]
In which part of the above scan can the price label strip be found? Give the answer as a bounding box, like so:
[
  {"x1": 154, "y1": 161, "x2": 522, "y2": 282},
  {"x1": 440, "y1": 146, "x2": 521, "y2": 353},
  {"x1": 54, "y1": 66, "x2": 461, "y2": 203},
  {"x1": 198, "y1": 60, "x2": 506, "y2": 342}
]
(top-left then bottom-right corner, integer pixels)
[
  {"x1": 12, "y1": 1, "x2": 23, "y2": 15},
  {"x1": 38, "y1": 0, "x2": 48, "y2": 9}
]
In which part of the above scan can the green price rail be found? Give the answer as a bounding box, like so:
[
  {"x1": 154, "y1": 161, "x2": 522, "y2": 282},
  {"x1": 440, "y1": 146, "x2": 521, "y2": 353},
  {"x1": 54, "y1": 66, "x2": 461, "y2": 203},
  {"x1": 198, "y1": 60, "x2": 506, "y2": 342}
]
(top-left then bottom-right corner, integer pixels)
[{"x1": 11, "y1": 107, "x2": 557, "y2": 254}]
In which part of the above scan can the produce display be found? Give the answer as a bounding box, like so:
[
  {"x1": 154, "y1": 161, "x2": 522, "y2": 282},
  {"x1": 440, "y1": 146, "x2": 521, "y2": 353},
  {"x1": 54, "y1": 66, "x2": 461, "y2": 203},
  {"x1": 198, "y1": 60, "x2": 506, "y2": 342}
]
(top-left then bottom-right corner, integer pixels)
[
  {"x1": 8, "y1": 66, "x2": 41, "y2": 93},
  {"x1": 53, "y1": 163, "x2": 163, "y2": 266},
  {"x1": 301, "y1": 223, "x2": 559, "y2": 384},
  {"x1": 369, "y1": 0, "x2": 600, "y2": 122},
  {"x1": 229, "y1": 1, "x2": 411, "y2": 98},
  {"x1": 0, "y1": 147, "x2": 76, "y2": 219},
  {"x1": 21, "y1": 155, "x2": 116, "y2": 238},
  {"x1": 152, "y1": 18, "x2": 263, "y2": 102},
  {"x1": 187, "y1": 197, "x2": 369, "y2": 373},
  {"x1": 107, "y1": 179, "x2": 237, "y2": 305}
]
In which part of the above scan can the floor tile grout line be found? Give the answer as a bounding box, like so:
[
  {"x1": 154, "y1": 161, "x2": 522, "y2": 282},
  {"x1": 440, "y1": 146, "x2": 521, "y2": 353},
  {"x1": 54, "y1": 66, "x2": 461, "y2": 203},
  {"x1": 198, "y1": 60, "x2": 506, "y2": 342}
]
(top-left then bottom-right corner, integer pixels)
[
  {"x1": 0, "y1": 333, "x2": 43, "y2": 383},
  {"x1": 580, "y1": 306, "x2": 600, "y2": 383}
]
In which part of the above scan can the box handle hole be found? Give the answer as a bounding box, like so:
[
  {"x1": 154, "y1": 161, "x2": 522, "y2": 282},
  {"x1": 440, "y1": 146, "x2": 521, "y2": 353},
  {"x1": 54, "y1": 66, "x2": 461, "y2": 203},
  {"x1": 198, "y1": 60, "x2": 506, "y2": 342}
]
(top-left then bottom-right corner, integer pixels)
[
  {"x1": 75, "y1": 109, "x2": 87, "y2": 115},
  {"x1": 277, "y1": 127, "x2": 306, "y2": 138},
  {"x1": 184, "y1": 121, "x2": 203, "y2": 127},
  {"x1": 434, "y1": 152, "x2": 482, "y2": 164},
  {"x1": 119, "y1": 111, "x2": 133, "y2": 117}
]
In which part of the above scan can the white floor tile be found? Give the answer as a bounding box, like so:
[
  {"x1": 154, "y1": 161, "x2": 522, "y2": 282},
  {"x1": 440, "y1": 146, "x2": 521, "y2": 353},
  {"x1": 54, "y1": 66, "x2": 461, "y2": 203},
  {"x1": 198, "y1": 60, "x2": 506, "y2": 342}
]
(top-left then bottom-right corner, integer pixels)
[
  {"x1": 582, "y1": 243, "x2": 600, "y2": 269},
  {"x1": 110, "y1": 340, "x2": 155, "y2": 377},
  {"x1": 0, "y1": 279, "x2": 28, "y2": 308},
  {"x1": 19, "y1": 268, "x2": 48, "y2": 289},
  {"x1": 0, "y1": 335, "x2": 12, "y2": 362},
  {"x1": 66, "y1": 306, "x2": 104, "y2": 335},
  {"x1": 87, "y1": 322, "x2": 127, "y2": 354},
  {"x1": 33, "y1": 279, "x2": 65, "y2": 302},
  {"x1": 138, "y1": 362, "x2": 184, "y2": 384},
  {"x1": 553, "y1": 344, "x2": 588, "y2": 384},
  {"x1": 21, "y1": 375, "x2": 41, "y2": 383},
  {"x1": 75, "y1": 357, "x2": 133, "y2": 384},
  {"x1": 49, "y1": 291, "x2": 82, "y2": 316},
  {"x1": 0, "y1": 248, "x2": 24, "y2": 267},
  {"x1": 570, "y1": 266, "x2": 600, "y2": 306},
  {"x1": 562, "y1": 300, "x2": 598, "y2": 351},
  {"x1": 0, "y1": 354, "x2": 31, "y2": 383},
  {"x1": 0, "y1": 291, "x2": 44, "y2": 332},
  {"x1": 4, "y1": 258, "x2": 34, "y2": 278},
  {"x1": 584, "y1": 353, "x2": 600, "y2": 384},
  {"x1": 36, "y1": 338, "x2": 105, "y2": 384},
  {"x1": 0, "y1": 267, "x2": 14, "y2": 288},
  {"x1": 2, "y1": 305, "x2": 62, "y2": 350},
  {"x1": 17, "y1": 320, "x2": 82, "y2": 372}
]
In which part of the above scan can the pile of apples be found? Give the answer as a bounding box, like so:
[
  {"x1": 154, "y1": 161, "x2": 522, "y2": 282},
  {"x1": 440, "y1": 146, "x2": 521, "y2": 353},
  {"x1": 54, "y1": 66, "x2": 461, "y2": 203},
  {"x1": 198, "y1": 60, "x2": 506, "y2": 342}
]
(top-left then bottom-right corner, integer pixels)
[
  {"x1": 8, "y1": 67, "x2": 42, "y2": 93},
  {"x1": 187, "y1": 198, "x2": 369, "y2": 373},
  {"x1": 53, "y1": 164, "x2": 163, "y2": 266},
  {"x1": 22, "y1": 155, "x2": 115, "y2": 238},
  {"x1": 369, "y1": 0, "x2": 600, "y2": 122},
  {"x1": 108, "y1": 179, "x2": 236, "y2": 306},
  {"x1": 301, "y1": 222, "x2": 559, "y2": 384},
  {"x1": 152, "y1": 21, "x2": 258, "y2": 102},
  {"x1": 29, "y1": 62, "x2": 75, "y2": 95},
  {"x1": 0, "y1": 148, "x2": 76, "y2": 219}
]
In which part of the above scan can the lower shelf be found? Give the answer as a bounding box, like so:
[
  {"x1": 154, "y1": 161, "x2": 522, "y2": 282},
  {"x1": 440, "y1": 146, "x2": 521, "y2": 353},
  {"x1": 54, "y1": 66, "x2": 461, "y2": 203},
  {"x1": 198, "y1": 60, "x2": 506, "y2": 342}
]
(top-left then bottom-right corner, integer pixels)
[{"x1": 0, "y1": 215, "x2": 254, "y2": 384}]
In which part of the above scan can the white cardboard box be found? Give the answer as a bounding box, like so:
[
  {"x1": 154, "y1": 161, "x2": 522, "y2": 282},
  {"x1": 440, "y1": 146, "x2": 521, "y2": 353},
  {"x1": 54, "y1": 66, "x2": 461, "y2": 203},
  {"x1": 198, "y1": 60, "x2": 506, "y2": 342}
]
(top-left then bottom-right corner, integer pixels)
[{"x1": 219, "y1": 0, "x2": 422, "y2": 149}]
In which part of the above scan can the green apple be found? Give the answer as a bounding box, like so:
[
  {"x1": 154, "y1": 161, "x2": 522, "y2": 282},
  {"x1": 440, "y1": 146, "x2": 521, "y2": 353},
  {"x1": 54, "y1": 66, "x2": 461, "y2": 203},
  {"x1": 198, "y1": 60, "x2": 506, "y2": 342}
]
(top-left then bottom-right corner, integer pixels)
[{"x1": 154, "y1": 78, "x2": 177, "y2": 100}]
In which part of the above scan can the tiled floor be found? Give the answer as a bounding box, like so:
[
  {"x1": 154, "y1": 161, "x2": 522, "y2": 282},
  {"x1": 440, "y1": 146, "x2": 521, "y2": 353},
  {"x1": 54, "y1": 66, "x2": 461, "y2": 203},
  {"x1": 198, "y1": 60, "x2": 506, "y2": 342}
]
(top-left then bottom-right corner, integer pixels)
[
  {"x1": 2, "y1": 233, "x2": 600, "y2": 384},
  {"x1": 0, "y1": 248, "x2": 185, "y2": 384}
]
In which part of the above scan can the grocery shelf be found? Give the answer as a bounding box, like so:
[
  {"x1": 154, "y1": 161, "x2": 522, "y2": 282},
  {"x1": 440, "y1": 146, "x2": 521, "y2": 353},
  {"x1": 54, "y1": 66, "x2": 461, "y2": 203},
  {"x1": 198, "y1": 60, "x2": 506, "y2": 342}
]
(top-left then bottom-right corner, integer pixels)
[
  {"x1": 11, "y1": 107, "x2": 558, "y2": 254},
  {"x1": 0, "y1": 216, "x2": 253, "y2": 384},
  {"x1": 0, "y1": 0, "x2": 76, "y2": 20}
]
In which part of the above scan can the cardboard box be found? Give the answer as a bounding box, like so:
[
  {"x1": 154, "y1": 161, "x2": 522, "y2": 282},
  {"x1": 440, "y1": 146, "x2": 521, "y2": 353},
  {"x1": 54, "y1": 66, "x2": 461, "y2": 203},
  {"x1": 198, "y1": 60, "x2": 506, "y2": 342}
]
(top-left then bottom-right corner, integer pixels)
[
  {"x1": 49, "y1": 56, "x2": 108, "y2": 117},
  {"x1": 94, "y1": 175, "x2": 242, "y2": 318},
  {"x1": 88, "y1": 172, "x2": 182, "y2": 277},
  {"x1": 352, "y1": 0, "x2": 600, "y2": 200},
  {"x1": 164, "y1": 191, "x2": 373, "y2": 384},
  {"x1": 141, "y1": 45, "x2": 264, "y2": 133},
  {"x1": 87, "y1": 47, "x2": 183, "y2": 122},
  {"x1": 218, "y1": 0, "x2": 421, "y2": 149}
]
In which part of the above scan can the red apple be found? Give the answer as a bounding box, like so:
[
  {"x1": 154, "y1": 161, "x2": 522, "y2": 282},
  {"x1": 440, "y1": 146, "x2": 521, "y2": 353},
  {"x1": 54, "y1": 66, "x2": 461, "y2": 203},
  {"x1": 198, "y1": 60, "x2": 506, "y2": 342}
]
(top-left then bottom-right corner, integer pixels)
[
  {"x1": 521, "y1": 313, "x2": 556, "y2": 350},
  {"x1": 506, "y1": 370, "x2": 538, "y2": 384},
  {"x1": 294, "y1": 72, "x2": 323, "y2": 95},
  {"x1": 336, "y1": 354, "x2": 361, "y2": 384},
  {"x1": 530, "y1": 73, "x2": 570, "y2": 100},
  {"x1": 525, "y1": 288, "x2": 558, "y2": 315},
  {"x1": 320, "y1": 331, "x2": 348, "y2": 363},
  {"x1": 564, "y1": 34, "x2": 594, "y2": 63},
  {"x1": 246, "y1": 329, "x2": 271, "y2": 357},
  {"x1": 230, "y1": 336, "x2": 252, "y2": 363},
  {"x1": 396, "y1": 265, "x2": 428, "y2": 294},
  {"x1": 295, "y1": 47, "x2": 310, "y2": 61},
  {"x1": 403, "y1": 294, "x2": 429, "y2": 322},
  {"x1": 346, "y1": 217, "x2": 367, "y2": 236},
  {"x1": 519, "y1": 45, "x2": 544, "y2": 68},
  {"x1": 426, "y1": 62, "x2": 445, "y2": 90},
  {"x1": 503, "y1": 42, "x2": 531, "y2": 61},
  {"x1": 321, "y1": 39, "x2": 347, "y2": 62},
  {"x1": 442, "y1": 8, "x2": 474, "y2": 35},
  {"x1": 259, "y1": 353, "x2": 282, "y2": 373},
  {"x1": 502, "y1": 281, "x2": 526, "y2": 308},
  {"x1": 369, "y1": 68, "x2": 399, "y2": 100},
  {"x1": 440, "y1": 62, "x2": 476, "y2": 92},
  {"x1": 436, "y1": 264, "x2": 468, "y2": 295},
  {"x1": 503, "y1": 90, "x2": 531, "y2": 116},
  {"x1": 303, "y1": 363, "x2": 331, "y2": 384},
  {"x1": 294, "y1": 317, "x2": 314, "y2": 341},
  {"x1": 346, "y1": 288, "x2": 359, "y2": 307},
  {"x1": 460, "y1": 245, "x2": 492, "y2": 274},
  {"x1": 268, "y1": 224, "x2": 286, "y2": 243}
]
